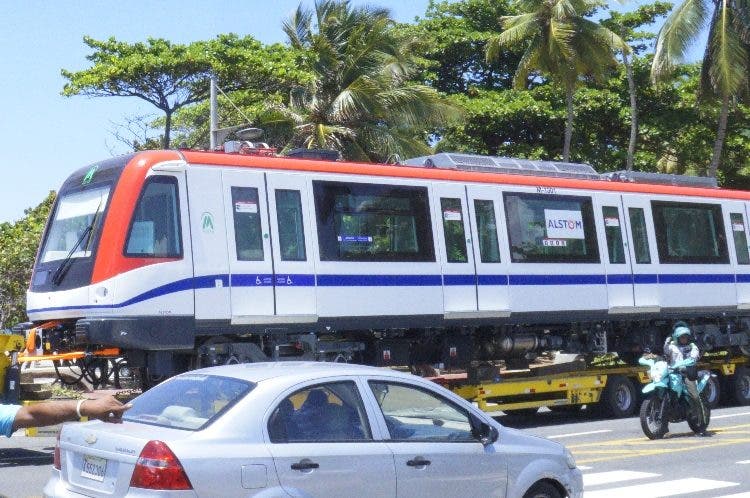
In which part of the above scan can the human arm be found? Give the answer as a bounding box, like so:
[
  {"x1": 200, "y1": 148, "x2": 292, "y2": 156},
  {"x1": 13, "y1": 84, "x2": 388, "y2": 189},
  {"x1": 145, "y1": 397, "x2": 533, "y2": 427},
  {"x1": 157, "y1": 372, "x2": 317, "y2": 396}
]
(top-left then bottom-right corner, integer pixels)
[
  {"x1": 689, "y1": 343, "x2": 701, "y2": 362},
  {"x1": 11, "y1": 395, "x2": 131, "y2": 431}
]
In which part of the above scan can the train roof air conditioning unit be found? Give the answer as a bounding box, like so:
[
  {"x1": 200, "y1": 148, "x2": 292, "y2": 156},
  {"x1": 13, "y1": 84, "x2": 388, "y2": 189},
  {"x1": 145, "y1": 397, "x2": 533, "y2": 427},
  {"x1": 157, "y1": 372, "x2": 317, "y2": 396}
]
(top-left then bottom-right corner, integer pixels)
[
  {"x1": 603, "y1": 171, "x2": 718, "y2": 188},
  {"x1": 401, "y1": 153, "x2": 601, "y2": 180}
]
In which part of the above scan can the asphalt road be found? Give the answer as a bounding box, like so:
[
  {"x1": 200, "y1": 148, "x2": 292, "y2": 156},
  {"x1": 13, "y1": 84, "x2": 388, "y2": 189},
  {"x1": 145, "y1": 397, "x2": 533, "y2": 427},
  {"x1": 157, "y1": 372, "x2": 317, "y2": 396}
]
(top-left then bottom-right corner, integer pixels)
[
  {"x1": 502, "y1": 405, "x2": 750, "y2": 497},
  {"x1": 1, "y1": 405, "x2": 749, "y2": 497}
]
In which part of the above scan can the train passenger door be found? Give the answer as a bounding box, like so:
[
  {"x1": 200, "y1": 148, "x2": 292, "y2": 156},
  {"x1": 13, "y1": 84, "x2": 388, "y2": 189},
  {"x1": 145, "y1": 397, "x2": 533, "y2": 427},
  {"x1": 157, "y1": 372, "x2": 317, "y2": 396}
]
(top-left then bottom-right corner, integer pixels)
[
  {"x1": 187, "y1": 167, "x2": 231, "y2": 321},
  {"x1": 729, "y1": 203, "x2": 750, "y2": 306},
  {"x1": 729, "y1": 203, "x2": 750, "y2": 309},
  {"x1": 593, "y1": 193, "x2": 635, "y2": 311},
  {"x1": 222, "y1": 170, "x2": 276, "y2": 323},
  {"x1": 432, "y1": 184, "x2": 478, "y2": 315},
  {"x1": 466, "y1": 186, "x2": 510, "y2": 315},
  {"x1": 266, "y1": 172, "x2": 317, "y2": 320},
  {"x1": 620, "y1": 194, "x2": 660, "y2": 312}
]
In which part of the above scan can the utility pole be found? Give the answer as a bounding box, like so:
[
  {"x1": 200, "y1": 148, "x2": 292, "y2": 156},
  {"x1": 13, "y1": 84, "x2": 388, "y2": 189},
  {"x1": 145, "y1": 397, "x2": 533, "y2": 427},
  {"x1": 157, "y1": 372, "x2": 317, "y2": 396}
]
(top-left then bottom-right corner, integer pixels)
[
  {"x1": 209, "y1": 76, "x2": 218, "y2": 150},
  {"x1": 208, "y1": 76, "x2": 258, "y2": 147}
]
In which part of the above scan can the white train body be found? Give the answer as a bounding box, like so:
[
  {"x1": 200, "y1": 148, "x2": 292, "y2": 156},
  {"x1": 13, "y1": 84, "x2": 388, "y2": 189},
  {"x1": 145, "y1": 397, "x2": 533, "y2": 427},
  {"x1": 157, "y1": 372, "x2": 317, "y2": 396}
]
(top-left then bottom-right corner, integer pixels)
[{"x1": 25, "y1": 150, "x2": 750, "y2": 375}]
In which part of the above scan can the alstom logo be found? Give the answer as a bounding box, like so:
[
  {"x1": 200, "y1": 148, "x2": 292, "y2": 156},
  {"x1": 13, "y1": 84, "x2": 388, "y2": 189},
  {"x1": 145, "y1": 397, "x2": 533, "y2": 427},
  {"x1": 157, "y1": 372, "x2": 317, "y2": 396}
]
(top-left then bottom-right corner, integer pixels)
[{"x1": 547, "y1": 218, "x2": 583, "y2": 230}]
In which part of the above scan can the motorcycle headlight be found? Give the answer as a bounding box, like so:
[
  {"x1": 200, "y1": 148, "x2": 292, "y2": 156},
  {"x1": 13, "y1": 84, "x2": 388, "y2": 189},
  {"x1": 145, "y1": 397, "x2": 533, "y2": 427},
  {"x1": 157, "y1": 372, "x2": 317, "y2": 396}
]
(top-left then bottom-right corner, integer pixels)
[{"x1": 564, "y1": 448, "x2": 577, "y2": 469}]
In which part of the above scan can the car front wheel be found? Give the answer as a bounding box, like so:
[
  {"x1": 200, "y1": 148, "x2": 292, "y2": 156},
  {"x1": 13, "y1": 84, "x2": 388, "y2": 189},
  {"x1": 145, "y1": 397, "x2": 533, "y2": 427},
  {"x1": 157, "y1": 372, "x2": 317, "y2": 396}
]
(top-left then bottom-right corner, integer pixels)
[{"x1": 523, "y1": 481, "x2": 563, "y2": 498}]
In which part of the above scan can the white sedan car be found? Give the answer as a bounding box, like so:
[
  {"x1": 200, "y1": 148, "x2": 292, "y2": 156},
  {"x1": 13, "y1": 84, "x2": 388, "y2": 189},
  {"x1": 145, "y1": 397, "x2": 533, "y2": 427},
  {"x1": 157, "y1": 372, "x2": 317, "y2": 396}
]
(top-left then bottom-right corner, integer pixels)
[{"x1": 44, "y1": 362, "x2": 582, "y2": 498}]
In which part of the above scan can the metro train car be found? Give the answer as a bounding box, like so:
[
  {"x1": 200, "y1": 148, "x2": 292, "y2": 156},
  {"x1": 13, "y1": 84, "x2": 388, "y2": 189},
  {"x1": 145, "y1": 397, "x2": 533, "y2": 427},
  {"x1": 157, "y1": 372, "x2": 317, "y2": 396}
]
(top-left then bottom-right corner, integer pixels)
[{"x1": 23, "y1": 147, "x2": 750, "y2": 378}]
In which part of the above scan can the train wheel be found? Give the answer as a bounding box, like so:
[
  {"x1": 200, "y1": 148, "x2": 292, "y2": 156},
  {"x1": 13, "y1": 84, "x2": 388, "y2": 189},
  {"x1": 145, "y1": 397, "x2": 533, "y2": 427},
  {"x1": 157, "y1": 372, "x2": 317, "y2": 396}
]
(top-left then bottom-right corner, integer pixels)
[
  {"x1": 732, "y1": 366, "x2": 750, "y2": 406},
  {"x1": 600, "y1": 376, "x2": 638, "y2": 418}
]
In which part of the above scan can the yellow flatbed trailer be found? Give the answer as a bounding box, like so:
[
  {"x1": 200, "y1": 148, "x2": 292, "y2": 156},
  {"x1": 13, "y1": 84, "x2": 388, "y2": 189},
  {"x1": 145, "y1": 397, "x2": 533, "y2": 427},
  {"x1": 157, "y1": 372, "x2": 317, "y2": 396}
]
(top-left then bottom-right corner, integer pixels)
[{"x1": 438, "y1": 353, "x2": 750, "y2": 417}]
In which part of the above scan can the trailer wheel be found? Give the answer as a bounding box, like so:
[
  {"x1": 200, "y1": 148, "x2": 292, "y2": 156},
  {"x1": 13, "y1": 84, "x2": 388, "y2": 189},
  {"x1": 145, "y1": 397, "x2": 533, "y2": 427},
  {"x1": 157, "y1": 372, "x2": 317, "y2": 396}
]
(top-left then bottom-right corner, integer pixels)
[
  {"x1": 703, "y1": 373, "x2": 722, "y2": 409},
  {"x1": 600, "y1": 376, "x2": 638, "y2": 418},
  {"x1": 732, "y1": 366, "x2": 750, "y2": 406}
]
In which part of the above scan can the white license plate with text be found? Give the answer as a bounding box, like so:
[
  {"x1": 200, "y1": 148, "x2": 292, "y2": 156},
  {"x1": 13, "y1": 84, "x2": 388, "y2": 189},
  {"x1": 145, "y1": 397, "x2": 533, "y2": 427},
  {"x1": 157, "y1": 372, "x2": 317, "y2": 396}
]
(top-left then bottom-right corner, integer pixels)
[{"x1": 81, "y1": 454, "x2": 107, "y2": 482}]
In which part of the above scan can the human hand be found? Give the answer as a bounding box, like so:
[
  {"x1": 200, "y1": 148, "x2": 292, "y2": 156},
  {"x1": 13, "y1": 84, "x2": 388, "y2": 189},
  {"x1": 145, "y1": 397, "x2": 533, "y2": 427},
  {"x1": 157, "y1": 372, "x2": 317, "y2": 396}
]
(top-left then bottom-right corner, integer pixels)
[{"x1": 81, "y1": 395, "x2": 132, "y2": 423}]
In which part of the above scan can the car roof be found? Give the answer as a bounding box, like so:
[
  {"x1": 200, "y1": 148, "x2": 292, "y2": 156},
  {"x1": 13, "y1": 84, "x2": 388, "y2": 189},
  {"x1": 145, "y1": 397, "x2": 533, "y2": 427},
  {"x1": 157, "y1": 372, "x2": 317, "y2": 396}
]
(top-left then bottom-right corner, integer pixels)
[{"x1": 183, "y1": 361, "x2": 414, "y2": 384}]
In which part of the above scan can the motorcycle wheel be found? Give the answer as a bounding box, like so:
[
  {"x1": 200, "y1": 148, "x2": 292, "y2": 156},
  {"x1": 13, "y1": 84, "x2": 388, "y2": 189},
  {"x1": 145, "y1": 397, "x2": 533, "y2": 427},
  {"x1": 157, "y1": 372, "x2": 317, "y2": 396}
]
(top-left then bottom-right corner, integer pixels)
[
  {"x1": 687, "y1": 402, "x2": 711, "y2": 434},
  {"x1": 640, "y1": 395, "x2": 668, "y2": 439}
]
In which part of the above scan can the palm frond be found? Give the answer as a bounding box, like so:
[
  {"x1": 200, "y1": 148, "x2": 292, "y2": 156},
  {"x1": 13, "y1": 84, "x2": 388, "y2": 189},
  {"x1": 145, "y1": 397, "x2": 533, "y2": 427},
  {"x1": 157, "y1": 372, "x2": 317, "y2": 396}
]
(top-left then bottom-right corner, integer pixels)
[
  {"x1": 486, "y1": 15, "x2": 539, "y2": 63},
  {"x1": 282, "y1": 4, "x2": 313, "y2": 50},
  {"x1": 706, "y1": 1, "x2": 749, "y2": 96},
  {"x1": 652, "y1": 0, "x2": 711, "y2": 82},
  {"x1": 513, "y1": 37, "x2": 542, "y2": 89}
]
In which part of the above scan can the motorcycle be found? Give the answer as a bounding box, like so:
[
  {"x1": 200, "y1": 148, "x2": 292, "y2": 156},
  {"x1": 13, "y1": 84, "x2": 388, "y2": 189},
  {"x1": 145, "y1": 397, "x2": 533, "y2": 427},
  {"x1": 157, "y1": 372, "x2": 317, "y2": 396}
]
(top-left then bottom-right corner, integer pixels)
[{"x1": 638, "y1": 355, "x2": 712, "y2": 439}]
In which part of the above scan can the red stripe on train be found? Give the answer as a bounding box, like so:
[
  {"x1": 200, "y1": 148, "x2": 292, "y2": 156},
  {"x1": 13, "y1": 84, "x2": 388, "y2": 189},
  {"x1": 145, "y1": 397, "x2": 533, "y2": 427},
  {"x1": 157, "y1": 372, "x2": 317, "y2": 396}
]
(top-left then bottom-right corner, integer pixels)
[
  {"x1": 91, "y1": 151, "x2": 183, "y2": 284},
  {"x1": 181, "y1": 150, "x2": 750, "y2": 201}
]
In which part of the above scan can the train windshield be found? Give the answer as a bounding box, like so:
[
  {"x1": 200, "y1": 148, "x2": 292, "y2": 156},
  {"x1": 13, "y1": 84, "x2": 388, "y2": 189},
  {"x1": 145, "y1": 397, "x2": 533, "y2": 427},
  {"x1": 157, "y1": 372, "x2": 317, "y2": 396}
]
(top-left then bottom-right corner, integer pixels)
[{"x1": 39, "y1": 187, "x2": 110, "y2": 263}]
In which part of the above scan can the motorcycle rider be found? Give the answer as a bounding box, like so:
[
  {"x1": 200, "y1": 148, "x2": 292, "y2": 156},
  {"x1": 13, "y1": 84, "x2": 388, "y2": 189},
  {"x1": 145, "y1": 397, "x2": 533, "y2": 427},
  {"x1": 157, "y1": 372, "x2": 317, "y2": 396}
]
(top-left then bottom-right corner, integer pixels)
[{"x1": 663, "y1": 322, "x2": 709, "y2": 436}]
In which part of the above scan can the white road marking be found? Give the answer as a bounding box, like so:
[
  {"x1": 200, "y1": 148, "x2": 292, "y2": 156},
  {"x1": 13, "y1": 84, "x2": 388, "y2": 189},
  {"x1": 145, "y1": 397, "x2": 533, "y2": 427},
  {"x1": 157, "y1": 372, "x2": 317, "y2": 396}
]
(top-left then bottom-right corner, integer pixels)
[
  {"x1": 737, "y1": 460, "x2": 750, "y2": 464},
  {"x1": 577, "y1": 465, "x2": 593, "y2": 470},
  {"x1": 548, "y1": 429, "x2": 612, "y2": 439},
  {"x1": 583, "y1": 470, "x2": 659, "y2": 487},
  {"x1": 585, "y1": 478, "x2": 738, "y2": 498},
  {"x1": 711, "y1": 411, "x2": 750, "y2": 420}
]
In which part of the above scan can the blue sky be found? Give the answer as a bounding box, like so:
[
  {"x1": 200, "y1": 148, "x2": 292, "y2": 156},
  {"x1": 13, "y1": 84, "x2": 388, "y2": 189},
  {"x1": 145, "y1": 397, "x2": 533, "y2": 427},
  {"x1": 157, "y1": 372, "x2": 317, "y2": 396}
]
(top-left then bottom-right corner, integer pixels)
[
  {"x1": 0, "y1": 0, "x2": 694, "y2": 224},
  {"x1": 0, "y1": 0, "x2": 433, "y2": 223}
]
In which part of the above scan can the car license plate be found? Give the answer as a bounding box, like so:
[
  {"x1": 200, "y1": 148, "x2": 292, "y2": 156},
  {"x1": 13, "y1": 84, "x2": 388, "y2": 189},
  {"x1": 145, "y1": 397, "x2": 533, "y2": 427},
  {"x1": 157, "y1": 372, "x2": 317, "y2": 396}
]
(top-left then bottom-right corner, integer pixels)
[{"x1": 81, "y1": 454, "x2": 107, "y2": 482}]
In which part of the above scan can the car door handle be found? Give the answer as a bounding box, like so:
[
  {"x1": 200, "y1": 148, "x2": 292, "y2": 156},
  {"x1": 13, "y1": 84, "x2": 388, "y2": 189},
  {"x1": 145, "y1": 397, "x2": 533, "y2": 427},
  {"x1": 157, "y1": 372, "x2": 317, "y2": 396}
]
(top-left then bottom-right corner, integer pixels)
[
  {"x1": 406, "y1": 457, "x2": 431, "y2": 467},
  {"x1": 291, "y1": 461, "x2": 320, "y2": 471}
]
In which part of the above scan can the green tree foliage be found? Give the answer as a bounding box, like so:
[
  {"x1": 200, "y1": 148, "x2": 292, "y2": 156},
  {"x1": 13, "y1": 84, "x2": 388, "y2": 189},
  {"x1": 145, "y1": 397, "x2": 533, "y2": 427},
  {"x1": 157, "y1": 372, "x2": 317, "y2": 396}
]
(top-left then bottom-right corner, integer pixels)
[
  {"x1": 62, "y1": 35, "x2": 306, "y2": 149},
  {"x1": 600, "y1": 2, "x2": 672, "y2": 170},
  {"x1": 651, "y1": 0, "x2": 750, "y2": 176},
  {"x1": 0, "y1": 192, "x2": 55, "y2": 328},
  {"x1": 397, "y1": 0, "x2": 521, "y2": 93},
  {"x1": 485, "y1": 0, "x2": 627, "y2": 161},
  {"x1": 264, "y1": 0, "x2": 461, "y2": 162}
]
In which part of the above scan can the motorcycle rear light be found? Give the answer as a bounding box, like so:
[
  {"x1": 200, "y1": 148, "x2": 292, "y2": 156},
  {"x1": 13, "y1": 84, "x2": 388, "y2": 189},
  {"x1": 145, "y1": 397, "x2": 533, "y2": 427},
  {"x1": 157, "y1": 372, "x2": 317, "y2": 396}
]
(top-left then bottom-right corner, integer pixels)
[
  {"x1": 129, "y1": 440, "x2": 192, "y2": 490},
  {"x1": 53, "y1": 431, "x2": 61, "y2": 470}
]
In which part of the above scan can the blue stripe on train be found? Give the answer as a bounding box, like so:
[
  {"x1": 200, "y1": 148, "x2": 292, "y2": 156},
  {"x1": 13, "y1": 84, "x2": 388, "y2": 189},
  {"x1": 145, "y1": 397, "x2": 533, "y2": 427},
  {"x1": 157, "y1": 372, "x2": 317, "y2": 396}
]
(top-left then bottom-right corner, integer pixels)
[
  {"x1": 26, "y1": 272, "x2": 747, "y2": 314},
  {"x1": 316, "y1": 274, "x2": 442, "y2": 286}
]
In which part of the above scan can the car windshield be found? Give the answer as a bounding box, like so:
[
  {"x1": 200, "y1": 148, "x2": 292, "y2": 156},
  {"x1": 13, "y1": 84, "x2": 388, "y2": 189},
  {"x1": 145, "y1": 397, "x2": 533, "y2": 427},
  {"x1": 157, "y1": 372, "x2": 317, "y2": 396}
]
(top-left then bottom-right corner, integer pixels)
[
  {"x1": 39, "y1": 187, "x2": 110, "y2": 263},
  {"x1": 123, "y1": 374, "x2": 254, "y2": 431}
]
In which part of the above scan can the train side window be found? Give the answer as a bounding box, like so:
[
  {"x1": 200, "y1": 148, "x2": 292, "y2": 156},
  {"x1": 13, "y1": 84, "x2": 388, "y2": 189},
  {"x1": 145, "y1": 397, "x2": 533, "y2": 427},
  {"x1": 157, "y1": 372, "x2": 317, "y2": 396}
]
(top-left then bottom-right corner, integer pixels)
[
  {"x1": 441, "y1": 198, "x2": 468, "y2": 263},
  {"x1": 503, "y1": 192, "x2": 599, "y2": 263},
  {"x1": 602, "y1": 206, "x2": 625, "y2": 264},
  {"x1": 125, "y1": 176, "x2": 182, "y2": 258},
  {"x1": 628, "y1": 208, "x2": 651, "y2": 264},
  {"x1": 730, "y1": 213, "x2": 749, "y2": 265},
  {"x1": 231, "y1": 187, "x2": 264, "y2": 261},
  {"x1": 275, "y1": 190, "x2": 307, "y2": 261},
  {"x1": 474, "y1": 200, "x2": 501, "y2": 263},
  {"x1": 313, "y1": 181, "x2": 435, "y2": 262},
  {"x1": 651, "y1": 201, "x2": 728, "y2": 264}
]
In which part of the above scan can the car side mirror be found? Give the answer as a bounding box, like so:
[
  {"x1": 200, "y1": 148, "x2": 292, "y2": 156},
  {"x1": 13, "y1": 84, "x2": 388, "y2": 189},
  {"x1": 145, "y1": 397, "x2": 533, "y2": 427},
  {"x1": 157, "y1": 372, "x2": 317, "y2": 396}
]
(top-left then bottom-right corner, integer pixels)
[{"x1": 470, "y1": 413, "x2": 499, "y2": 446}]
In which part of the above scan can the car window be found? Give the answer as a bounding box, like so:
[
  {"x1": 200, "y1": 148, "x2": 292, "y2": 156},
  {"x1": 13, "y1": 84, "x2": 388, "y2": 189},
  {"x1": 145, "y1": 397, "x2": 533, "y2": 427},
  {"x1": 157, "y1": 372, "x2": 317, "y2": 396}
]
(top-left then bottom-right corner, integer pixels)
[
  {"x1": 368, "y1": 381, "x2": 475, "y2": 442},
  {"x1": 124, "y1": 374, "x2": 253, "y2": 430},
  {"x1": 268, "y1": 381, "x2": 372, "y2": 443}
]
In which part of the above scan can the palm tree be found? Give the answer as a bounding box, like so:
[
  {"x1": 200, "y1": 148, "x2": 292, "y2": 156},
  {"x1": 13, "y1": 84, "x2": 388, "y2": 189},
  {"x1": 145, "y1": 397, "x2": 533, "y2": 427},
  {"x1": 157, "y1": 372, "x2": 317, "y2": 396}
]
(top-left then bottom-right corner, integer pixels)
[
  {"x1": 266, "y1": 0, "x2": 460, "y2": 162},
  {"x1": 485, "y1": 0, "x2": 628, "y2": 162},
  {"x1": 652, "y1": 0, "x2": 750, "y2": 177}
]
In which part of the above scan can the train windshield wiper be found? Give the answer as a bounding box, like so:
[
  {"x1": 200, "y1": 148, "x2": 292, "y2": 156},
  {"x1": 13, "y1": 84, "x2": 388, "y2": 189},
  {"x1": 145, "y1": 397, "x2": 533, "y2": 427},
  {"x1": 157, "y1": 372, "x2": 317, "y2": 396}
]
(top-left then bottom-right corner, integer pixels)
[{"x1": 51, "y1": 201, "x2": 103, "y2": 286}]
